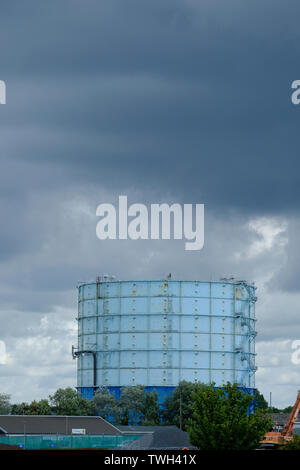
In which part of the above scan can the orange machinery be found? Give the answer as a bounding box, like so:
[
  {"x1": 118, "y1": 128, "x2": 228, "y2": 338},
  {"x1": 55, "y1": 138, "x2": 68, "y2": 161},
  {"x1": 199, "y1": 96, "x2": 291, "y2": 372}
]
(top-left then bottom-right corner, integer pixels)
[{"x1": 261, "y1": 390, "x2": 300, "y2": 447}]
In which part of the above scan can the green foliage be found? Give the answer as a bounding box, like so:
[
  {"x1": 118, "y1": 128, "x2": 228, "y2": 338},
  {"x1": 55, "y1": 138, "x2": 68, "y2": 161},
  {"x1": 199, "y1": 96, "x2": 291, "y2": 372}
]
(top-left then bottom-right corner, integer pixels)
[
  {"x1": 254, "y1": 390, "x2": 269, "y2": 410},
  {"x1": 269, "y1": 405, "x2": 293, "y2": 414},
  {"x1": 119, "y1": 385, "x2": 145, "y2": 425},
  {"x1": 49, "y1": 387, "x2": 92, "y2": 416},
  {"x1": 11, "y1": 402, "x2": 30, "y2": 415},
  {"x1": 282, "y1": 406, "x2": 293, "y2": 413},
  {"x1": 282, "y1": 435, "x2": 300, "y2": 450},
  {"x1": 270, "y1": 407, "x2": 282, "y2": 413},
  {"x1": 142, "y1": 390, "x2": 160, "y2": 425},
  {"x1": 90, "y1": 387, "x2": 120, "y2": 421},
  {"x1": 187, "y1": 382, "x2": 272, "y2": 450},
  {"x1": 162, "y1": 381, "x2": 207, "y2": 430},
  {"x1": 25, "y1": 399, "x2": 52, "y2": 415},
  {"x1": 0, "y1": 393, "x2": 11, "y2": 414}
]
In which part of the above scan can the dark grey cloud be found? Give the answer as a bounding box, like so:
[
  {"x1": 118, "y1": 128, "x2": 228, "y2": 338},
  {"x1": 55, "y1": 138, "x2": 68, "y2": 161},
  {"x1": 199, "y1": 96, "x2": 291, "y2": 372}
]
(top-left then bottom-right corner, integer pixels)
[{"x1": 0, "y1": 0, "x2": 300, "y2": 214}]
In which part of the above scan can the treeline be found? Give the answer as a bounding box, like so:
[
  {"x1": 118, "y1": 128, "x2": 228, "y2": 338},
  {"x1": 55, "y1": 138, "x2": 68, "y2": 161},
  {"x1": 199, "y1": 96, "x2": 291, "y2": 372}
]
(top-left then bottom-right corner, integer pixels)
[
  {"x1": 0, "y1": 382, "x2": 277, "y2": 428},
  {"x1": 0, "y1": 382, "x2": 200, "y2": 427},
  {"x1": 0, "y1": 383, "x2": 275, "y2": 449}
]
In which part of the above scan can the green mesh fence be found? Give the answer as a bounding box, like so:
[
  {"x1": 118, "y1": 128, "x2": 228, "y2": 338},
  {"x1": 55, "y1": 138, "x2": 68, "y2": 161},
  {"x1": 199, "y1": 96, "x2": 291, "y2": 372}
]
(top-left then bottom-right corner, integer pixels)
[{"x1": 0, "y1": 434, "x2": 142, "y2": 449}]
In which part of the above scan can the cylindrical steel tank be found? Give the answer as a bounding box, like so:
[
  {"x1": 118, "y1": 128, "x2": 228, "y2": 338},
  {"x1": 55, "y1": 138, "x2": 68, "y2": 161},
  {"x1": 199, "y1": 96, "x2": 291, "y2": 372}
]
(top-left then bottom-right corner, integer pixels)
[{"x1": 75, "y1": 279, "x2": 257, "y2": 403}]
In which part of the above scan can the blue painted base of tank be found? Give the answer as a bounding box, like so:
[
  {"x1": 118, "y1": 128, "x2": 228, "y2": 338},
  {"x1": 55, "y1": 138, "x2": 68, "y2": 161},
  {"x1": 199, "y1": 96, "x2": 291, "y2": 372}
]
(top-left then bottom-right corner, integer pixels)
[
  {"x1": 78, "y1": 386, "x2": 256, "y2": 404},
  {"x1": 77, "y1": 387, "x2": 96, "y2": 400},
  {"x1": 78, "y1": 385, "x2": 256, "y2": 421},
  {"x1": 77, "y1": 386, "x2": 175, "y2": 405},
  {"x1": 235, "y1": 387, "x2": 256, "y2": 396}
]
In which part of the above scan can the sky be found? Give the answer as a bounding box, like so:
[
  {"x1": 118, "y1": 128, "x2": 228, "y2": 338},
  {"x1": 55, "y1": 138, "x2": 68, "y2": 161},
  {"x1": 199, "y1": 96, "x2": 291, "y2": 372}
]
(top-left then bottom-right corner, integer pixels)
[{"x1": 0, "y1": 0, "x2": 300, "y2": 408}]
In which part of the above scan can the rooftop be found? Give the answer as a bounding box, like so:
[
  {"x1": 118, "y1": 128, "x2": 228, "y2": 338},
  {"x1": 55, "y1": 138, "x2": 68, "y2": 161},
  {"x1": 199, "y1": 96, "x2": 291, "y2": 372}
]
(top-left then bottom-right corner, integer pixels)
[
  {"x1": 117, "y1": 425, "x2": 196, "y2": 450},
  {"x1": 0, "y1": 415, "x2": 121, "y2": 436}
]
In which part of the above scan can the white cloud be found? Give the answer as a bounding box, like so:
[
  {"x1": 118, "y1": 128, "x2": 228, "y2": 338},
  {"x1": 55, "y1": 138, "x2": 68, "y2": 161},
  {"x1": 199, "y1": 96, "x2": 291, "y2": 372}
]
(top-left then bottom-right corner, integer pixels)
[
  {"x1": 256, "y1": 339, "x2": 300, "y2": 407},
  {"x1": 235, "y1": 216, "x2": 288, "y2": 260}
]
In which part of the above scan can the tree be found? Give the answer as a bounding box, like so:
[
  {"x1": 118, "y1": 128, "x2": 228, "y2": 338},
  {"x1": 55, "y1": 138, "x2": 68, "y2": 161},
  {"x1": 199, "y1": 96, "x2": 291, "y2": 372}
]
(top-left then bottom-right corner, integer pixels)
[
  {"x1": 187, "y1": 382, "x2": 272, "y2": 450},
  {"x1": 283, "y1": 435, "x2": 300, "y2": 450},
  {"x1": 119, "y1": 386, "x2": 145, "y2": 425},
  {"x1": 162, "y1": 381, "x2": 207, "y2": 430},
  {"x1": 270, "y1": 406, "x2": 282, "y2": 414},
  {"x1": 282, "y1": 406, "x2": 293, "y2": 414},
  {"x1": 90, "y1": 387, "x2": 119, "y2": 421},
  {"x1": 142, "y1": 390, "x2": 160, "y2": 425},
  {"x1": 11, "y1": 402, "x2": 30, "y2": 415},
  {"x1": 26, "y1": 399, "x2": 52, "y2": 415},
  {"x1": 49, "y1": 387, "x2": 92, "y2": 416},
  {"x1": 0, "y1": 393, "x2": 11, "y2": 414},
  {"x1": 254, "y1": 390, "x2": 269, "y2": 410}
]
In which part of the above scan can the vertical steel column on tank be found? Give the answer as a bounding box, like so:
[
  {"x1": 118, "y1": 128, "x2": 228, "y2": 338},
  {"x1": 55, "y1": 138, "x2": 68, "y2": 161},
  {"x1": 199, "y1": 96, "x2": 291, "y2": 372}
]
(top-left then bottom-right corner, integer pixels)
[{"x1": 74, "y1": 279, "x2": 257, "y2": 402}]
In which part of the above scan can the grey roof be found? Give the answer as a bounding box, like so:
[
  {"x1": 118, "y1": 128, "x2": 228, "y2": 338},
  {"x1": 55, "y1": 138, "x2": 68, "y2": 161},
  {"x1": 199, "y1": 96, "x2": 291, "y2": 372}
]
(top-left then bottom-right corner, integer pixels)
[
  {"x1": 270, "y1": 413, "x2": 290, "y2": 427},
  {"x1": 0, "y1": 415, "x2": 122, "y2": 436},
  {"x1": 117, "y1": 425, "x2": 196, "y2": 450}
]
